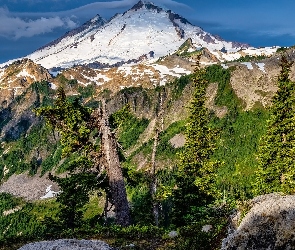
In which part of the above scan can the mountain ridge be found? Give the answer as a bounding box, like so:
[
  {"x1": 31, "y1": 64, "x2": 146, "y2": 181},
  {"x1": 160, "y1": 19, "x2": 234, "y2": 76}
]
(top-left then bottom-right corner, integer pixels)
[{"x1": 26, "y1": 0, "x2": 249, "y2": 69}]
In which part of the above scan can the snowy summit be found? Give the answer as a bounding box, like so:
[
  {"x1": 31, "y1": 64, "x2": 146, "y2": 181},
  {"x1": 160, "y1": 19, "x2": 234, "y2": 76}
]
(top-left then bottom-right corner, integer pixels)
[{"x1": 26, "y1": 0, "x2": 249, "y2": 69}]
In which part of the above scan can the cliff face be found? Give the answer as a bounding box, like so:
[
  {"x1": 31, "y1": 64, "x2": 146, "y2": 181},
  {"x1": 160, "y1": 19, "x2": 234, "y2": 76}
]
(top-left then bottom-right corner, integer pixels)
[
  {"x1": 228, "y1": 48, "x2": 295, "y2": 110},
  {"x1": 0, "y1": 59, "x2": 52, "y2": 109}
]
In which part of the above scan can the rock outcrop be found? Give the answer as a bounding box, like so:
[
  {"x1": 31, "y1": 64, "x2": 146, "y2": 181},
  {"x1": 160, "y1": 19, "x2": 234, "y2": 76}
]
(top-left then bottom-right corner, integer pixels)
[
  {"x1": 221, "y1": 193, "x2": 295, "y2": 250},
  {"x1": 0, "y1": 58, "x2": 52, "y2": 108},
  {"x1": 18, "y1": 239, "x2": 113, "y2": 250}
]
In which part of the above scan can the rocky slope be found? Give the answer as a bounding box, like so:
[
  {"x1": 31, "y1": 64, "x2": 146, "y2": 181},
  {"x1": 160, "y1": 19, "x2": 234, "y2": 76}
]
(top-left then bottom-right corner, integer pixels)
[
  {"x1": 226, "y1": 47, "x2": 295, "y2": 109},
  {"x1": 0, "y1": 59, "x2": 52, "y2": 108}
]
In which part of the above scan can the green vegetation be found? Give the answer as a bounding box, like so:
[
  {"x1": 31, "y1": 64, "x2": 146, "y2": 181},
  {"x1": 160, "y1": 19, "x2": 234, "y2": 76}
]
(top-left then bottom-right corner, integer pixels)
[
  {"x1": 175, "y1": 39, "x2": 200, "y2": 58},
  {"x1": 172, "y1": 64, "x2": 220, "y2": 227},
  {"x1": 276, "y1": 47, "x2": 289, "y2": 53},
  {"x1": 254, "y1": 56, "x2": 295, "y2": 195},
  {"x1": 232, "y1": 54, "x2": 268, "y2": 62},
  {"x1": 110, "y1": 104, "x2": 149, "y2": 149},
  {"x1": 2, "y1": 58, "x2": 295, "y2": 249}
]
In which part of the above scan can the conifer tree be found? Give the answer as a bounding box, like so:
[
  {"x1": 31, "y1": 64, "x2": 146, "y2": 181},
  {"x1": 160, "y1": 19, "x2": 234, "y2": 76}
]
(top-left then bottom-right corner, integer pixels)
[
  {"x1": 36, "y1": 88, "x2": 131, "y2": 227},
  {"x1": 254, "y1": 56, "x2": 295, "y2": 195},
  {"x1": 172, "y1": 58, "x2": 220, "y2": 226}
]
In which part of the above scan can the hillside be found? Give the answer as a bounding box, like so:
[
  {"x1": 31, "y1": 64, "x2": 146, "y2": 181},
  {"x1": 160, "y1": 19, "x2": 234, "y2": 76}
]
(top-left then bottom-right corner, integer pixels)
[
  {"x1": 1, "y1": 1, "x2": 295, "y2": 249},
  {"x1": 0, "y1": 53, "x2": 285, "y2": 249}
]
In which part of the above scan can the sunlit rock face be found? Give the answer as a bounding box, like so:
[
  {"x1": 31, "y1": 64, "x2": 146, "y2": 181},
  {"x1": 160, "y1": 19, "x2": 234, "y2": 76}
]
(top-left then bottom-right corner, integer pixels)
[{"x1": 222, "y1": 193, "x2": 295, "y2": 250}]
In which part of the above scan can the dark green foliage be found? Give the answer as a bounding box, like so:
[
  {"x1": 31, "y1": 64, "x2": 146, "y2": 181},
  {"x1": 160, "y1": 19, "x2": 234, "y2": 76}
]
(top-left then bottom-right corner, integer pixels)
[
  {"x1": 254, "y1": 56, "x2": 295, "y2": 195},
  {"x1": 78, "y1": 84, "x2": 96, "y2": 99},
  {"x1": 36, "y1": 88, "x2": 92, "y2": 156},
  {"x1": 40, "y1": 144, "x2": 63, "y2": 175},
  {"x1": 174, "y1": 217, "x2": 227, "y2": 250},
  {"x1": 204, "y1": 65, "x2": 244, "y2": 110},
  {"x1": 168, "y1": 75, "x2": 191, "y2": 100},
  {"x1": 172, "y1": 65, "x2": 220, "y2": 227},
  {"x1": 232, "y1": 54, "x2": 267, "y2": 62},
  {"x1": 0, "y1": 122, "x2": 58, "y2": 178},
  {"x1": 213, "y1": 109, "x2": 269, "y2": 199},
  {"x1": 0, "y1": 193, "x2": 46, "y2": 243},
  {"x1": 156, "y1": 120, "x2": 186, "y2": 159},
  {"x1": 111, "y1": 104, "x2": 149, "y2": 149},
  {"x1": 127, "y1": 120, "x2": 186, "y2": 162},
  {"x1": 31, "y1": 81, "x2": 54, "y2": 97},
  {"x1": 202, "y1": 64, "x2": 269, "y2": 200},
  {"x1": 49, "y1": 171, "x2": 105, "y2": 229},
  {"x1": 130, "y1": 185, "x2": 154, "y2": 225},
  {"x1": 276, "y1": 47, "x2": 288, "y2": 53}
]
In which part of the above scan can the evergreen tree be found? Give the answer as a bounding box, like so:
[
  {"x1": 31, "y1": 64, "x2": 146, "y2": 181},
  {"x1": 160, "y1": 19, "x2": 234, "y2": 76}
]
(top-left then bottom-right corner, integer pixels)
[
  {"x1": 36, "y1": 88, "x2": 131, "y2": 227},
  {"x1": 254, "y1": 56, "x2": 295, "y2": 195},
  {"x1": 172, "y1": 59, "x2": 220, "y2": 226}
]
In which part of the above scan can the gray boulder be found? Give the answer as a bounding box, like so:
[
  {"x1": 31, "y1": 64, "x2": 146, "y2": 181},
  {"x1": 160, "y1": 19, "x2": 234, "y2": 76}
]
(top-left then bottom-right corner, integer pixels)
[
  {"x1": 221, "y1": 193, "x2": 295, "y2": 250},
  {"x1": 18, "y1": 239, "x2": 113, "y2": 250}
]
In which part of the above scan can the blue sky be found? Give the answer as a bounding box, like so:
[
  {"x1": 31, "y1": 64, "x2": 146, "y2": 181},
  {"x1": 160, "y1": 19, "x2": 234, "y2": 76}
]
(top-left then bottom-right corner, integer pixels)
[{"x1": 0, "y1": 0, "x2": 295, "y2": 64}]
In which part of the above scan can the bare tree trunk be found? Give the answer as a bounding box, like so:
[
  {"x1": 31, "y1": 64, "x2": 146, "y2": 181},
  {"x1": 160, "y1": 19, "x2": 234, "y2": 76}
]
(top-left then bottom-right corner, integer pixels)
[
  {"x1": 93, "y1": 101, "x2": 131, "y2": 227},
  {"x1": 151, "y1": 126, "x2": 160, "y2": 226},
  {"x1": 150, "y1": 91, "x2": 164, "y2": 226}
]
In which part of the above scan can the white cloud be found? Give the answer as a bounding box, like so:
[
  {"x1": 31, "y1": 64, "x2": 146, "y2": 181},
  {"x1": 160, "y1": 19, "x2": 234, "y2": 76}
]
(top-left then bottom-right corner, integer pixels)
[
  {"x1": 0, "y1": 0, "x2": 190, "y2": 40},
  {"x1": 14, "y1": 0, "x2": 191, "y2": 19},
  {"x1": 0, "y1": 7, "x2": 78, "y2": 39}
]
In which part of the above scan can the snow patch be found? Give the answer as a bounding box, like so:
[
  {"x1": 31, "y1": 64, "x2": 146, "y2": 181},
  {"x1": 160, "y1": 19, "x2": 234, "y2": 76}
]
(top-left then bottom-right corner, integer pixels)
[
  {"x1": 49, "y1": 70, "x2": 60, "y2": 77},
  {"x1": 221, "y1": 64, "x2": 229, "y2": 69},
  {"x1": 3, "y1": 206, "x2": 22, "y2": 216},
  {"x1": 16, "y1": 69, "x2": 36, "y2": 81},
  {"x1": 171, "y1": 66, "x2": 191, "y2": 74},
  {"x1": 40, "y1": 185, "x2": 60, "y2": 199},
  {"x1": 256, "y1": 63, "x2": 266, "y2": 73},
  {"x1": 49, "y1": 82, "x2": 57, "y2": 89},
  {"x1": 241, "y1": 62, "x2": 253, "y2": 70}
]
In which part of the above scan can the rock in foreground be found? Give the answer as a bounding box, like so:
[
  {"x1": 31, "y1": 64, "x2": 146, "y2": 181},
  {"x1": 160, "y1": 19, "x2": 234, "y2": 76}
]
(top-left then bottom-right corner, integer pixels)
[
  {"x1": 221, "y1": 193, "x2": 295, "y2": 250},
  {"x1": 18, "y1": 239, "x2": 113, "y2": 250}
]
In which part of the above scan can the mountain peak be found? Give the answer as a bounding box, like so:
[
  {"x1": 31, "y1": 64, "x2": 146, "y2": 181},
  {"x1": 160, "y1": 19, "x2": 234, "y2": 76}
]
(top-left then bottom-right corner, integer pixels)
[{"x1": 130, "y1": 0, "x2": 163, "y2": 12}]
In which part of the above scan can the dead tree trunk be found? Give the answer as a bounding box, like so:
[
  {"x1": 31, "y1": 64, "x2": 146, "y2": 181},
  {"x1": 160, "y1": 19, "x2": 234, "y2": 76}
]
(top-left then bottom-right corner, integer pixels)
[
  {"x1": 151, "y1": 126, "x2": 160, "y2": 226},
  {"x1": 150, "y1": 91, "x2": 164, "y2": 226},
  {"x1": 92, "y1": 101, "x2": 131, "y2": 227}
]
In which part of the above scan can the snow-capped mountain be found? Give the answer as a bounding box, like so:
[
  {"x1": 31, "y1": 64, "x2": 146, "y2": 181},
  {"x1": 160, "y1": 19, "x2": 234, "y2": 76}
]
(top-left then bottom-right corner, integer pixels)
[{"x1": 27, "y1": 0, "x2": 249, "y2": 69}]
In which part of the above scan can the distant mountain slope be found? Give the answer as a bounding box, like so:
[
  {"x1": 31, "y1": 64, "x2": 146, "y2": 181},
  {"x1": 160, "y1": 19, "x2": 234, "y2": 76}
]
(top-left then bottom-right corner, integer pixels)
[{"x1": 27, "y1": 0, "x2": 249, "y2": 69}]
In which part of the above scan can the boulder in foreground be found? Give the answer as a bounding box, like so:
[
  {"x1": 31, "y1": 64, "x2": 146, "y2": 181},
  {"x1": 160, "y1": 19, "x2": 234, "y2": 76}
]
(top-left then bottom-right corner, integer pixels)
[
  {"x1": 222, "y1": 193, "x2": 295, "y2": 250},
  {"x1": 18, "y1": 239, "x2": 113, "y2": 250}
]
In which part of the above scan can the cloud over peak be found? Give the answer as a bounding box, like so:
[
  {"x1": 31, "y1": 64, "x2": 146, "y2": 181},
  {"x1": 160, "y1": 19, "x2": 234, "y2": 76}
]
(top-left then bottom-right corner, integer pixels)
[{"x1": 0, "y1": 8, "x2": 78, "y2": 39}]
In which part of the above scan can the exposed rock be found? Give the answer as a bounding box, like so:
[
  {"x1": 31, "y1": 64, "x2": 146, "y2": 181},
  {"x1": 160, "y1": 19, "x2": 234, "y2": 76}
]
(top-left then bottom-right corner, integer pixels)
[
  {"x1": 221, "y1": 193, "x2": 295, "y2": 250},
  {"x1": 168, "y1": 231, "x2": 178, "y2": 238},
  {"x1": 229, "y1": 60, "x2": 279, "y2": 110},
  {"x1": 58, "y1": 61, "x2": 192, "y2": 93},
  {"x1": 205, "y1": 82, "x2": 228, "y2": 118},
  {"x1": 18, "y1": 239, "x2": 113, "y2": 250},
  {"x1": 202, "y1": 225, "x2": 213, "y2": 233},
  {"x1": 169, "y1": 133, "x2": 185, "y2": 148},
  {"x1": 0, "y1": 58, "x2": 52, "y2": 107},
  {"x1": 0, "y1": 172, "x2": 59, "y2": 201}
]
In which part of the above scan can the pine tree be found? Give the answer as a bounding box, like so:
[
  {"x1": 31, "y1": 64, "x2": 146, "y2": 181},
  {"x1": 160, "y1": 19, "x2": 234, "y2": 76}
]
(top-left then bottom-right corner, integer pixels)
[
  {"x1": 172, "y1": 59, "x2": 220, "y2": 226},
  {"x1": 254, "y1": 56, "x2": 295, "y2": 195},
  {"x1": 36, "y1": 88, "x2": 131, "y2": 226}
]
